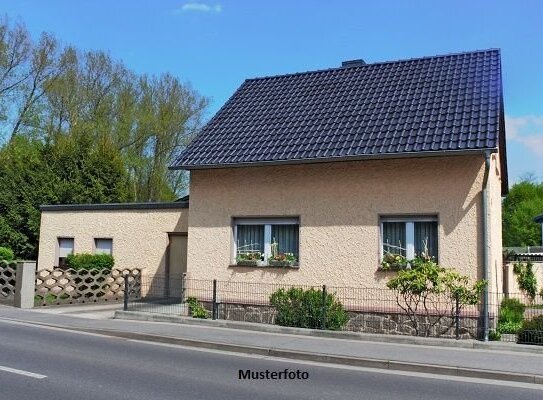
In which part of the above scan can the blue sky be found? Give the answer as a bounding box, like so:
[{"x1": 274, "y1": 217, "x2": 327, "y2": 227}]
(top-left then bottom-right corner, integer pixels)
[{"x1": 1, "y1": 0, "x2": 542, "y2": 183}]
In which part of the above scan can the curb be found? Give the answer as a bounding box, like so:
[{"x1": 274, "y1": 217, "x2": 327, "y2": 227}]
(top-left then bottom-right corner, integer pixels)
[
  {"x1": 3, "y1": 314, "x2": 543, "y2": 385},
  {"x1": 114, "y1": 310, "x2": 543, "y2": 355}
]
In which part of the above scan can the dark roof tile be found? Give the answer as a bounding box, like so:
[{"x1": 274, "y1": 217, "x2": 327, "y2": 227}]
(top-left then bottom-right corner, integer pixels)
[{"x1": 173, "y1": 49, "x2": 503, "y2": 169}]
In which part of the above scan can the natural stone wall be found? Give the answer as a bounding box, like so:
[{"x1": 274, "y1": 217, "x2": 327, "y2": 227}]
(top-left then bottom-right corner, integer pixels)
[
  {"x1": 203, "y1": 301, "x2": 483, "y2": 339},
  {"x1": 344, "y1": 311, "x2": 480, "y2": 339}
]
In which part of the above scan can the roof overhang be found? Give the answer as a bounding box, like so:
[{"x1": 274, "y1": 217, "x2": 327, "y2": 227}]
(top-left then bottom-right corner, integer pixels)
[
  {"x1": 40, "y1": 202, "x2": 189, "y2": 212},
  {"x1": 170, "y1": 148, "x2": 498, "y2": 171}
]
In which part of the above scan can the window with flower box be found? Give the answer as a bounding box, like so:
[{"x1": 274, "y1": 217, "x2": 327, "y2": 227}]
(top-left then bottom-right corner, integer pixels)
[
  {"x1": 233, "y1": 218, "x2": 299, "y2": 267},
  {"x1": 380, "y1": 216, "x2": 438, "y2": 267}
]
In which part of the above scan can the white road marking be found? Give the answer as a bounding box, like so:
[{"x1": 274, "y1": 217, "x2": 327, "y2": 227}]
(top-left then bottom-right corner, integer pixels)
[{"x1": 0, "y1": 365, "x2": 47, "y2": 379}]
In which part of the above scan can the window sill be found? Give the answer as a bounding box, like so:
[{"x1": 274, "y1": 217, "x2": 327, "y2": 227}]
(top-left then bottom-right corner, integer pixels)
[{"x1": 229, "y1": 264, "x2": 300, "y2": 270}]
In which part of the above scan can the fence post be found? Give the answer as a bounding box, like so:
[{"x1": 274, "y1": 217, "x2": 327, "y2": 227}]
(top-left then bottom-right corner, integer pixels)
[
  {"x1": 123, "y1": 275, "x2": 129, "y2": 311},
  {"x1": 455, "y1": 292, "x2": 460, "y2": 340},
  {"x1": 14, "y1": 261, "x2": 36, "y2": 309},
  {"x1": 321, "y1": 285, "x2": 327, "y2": 330},
  {"x1": 212, "y1": 279, "x2": 217, "y2": 320}
]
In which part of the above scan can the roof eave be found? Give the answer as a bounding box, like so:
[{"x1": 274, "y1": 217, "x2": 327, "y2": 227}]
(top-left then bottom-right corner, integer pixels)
[
  {"x1": 170, "y1": 148, "x2": 498, "y2": 171},
  {"x1": 40, "y1": 202, "x2": 189, "y2": 212}
]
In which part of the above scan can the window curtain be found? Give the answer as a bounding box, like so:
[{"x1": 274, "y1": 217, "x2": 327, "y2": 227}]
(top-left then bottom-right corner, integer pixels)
[
  {"x1": 271, "y1": 224, "x2": 299, "y2": 257},
  {"x1": 236, "y1": 225, "x2": 264, "y2": 254},
  {"x1": 382, "y1": 222, "x2": 406, "y2": 256},
  {"x1": 95, "y1": 239, "x2": 113, "y2": 255},
  {"x1": 414, "y1": 221, "x2": 438, "y2": 258}
]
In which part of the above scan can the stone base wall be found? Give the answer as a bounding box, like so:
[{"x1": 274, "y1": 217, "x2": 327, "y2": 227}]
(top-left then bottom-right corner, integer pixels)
[{"x1": 203, "y1": 301, "x2": 483, "y2": 339}]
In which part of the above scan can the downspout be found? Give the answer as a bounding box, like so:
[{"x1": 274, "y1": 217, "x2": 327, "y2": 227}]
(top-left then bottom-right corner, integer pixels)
[{"x1": 482, "y1": 151, "x2": 491, "y2": 341}]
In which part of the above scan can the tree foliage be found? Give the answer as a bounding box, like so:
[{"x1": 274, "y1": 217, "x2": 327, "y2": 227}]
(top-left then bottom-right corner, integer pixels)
[
  {"x1": 0, "y1": 18, "x2": 207, "y2": 258},
  {"x1": 386, "y1": 257, "x2": 486, "y2": 337},
  {"x1": 502, "y1": 178, "x2": 543, "y2": 247}
]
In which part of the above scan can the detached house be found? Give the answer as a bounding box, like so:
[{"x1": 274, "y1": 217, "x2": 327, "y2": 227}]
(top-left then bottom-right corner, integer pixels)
[{"x1": 38, "y1": 49, "x2": 508, "y2": 295}]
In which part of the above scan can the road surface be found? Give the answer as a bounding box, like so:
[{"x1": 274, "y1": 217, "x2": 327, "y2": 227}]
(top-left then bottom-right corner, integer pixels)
[{"x1": 0, "y1": 318, "x2": 541, "y2": 400}]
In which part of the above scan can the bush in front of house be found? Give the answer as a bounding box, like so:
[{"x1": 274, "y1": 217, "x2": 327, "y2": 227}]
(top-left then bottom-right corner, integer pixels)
[
  {"x1": 497, "y1": 298, "x2": 525, "y2": 334},
  {"x1": 0, "y1": 247, "x2": 15, "y2": 262},
  {"x1": 65, "y1": 253, "x2": 114, "y2": 271},
  {"x1": 269, "y1": 287, "x2": 348, "y2": 330},
  {"x1": 517, "y1": 315, "x2": 543, "y2": 345},
  {"x1": 186, "y1": 297, "x2": 208, "y2": 319}
]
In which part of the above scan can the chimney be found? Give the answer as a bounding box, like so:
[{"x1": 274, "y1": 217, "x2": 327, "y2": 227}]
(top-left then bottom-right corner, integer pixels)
[{"x1": 341, "y1": 59, "x2": 366, "y2": 68}]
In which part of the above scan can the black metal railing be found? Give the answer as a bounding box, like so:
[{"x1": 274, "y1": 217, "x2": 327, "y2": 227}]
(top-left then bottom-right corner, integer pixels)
[{"x1": 123, "y1": 275, "x2": 543, "y2": 345}]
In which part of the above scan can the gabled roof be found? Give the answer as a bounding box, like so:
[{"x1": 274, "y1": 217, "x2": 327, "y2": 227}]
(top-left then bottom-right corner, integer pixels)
[{"x1": 172, "y1": 49, "x2": 506, "y2": 177}]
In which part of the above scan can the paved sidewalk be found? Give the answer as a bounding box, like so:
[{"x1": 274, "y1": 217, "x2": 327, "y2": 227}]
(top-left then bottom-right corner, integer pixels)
[{"x1": 1, "y1": 305, "x2": 543, "y2": 381}]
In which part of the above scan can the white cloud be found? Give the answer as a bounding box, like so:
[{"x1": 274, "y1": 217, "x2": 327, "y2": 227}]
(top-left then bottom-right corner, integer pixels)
[
  {"x1": 174, "y1": 3, "x2": 222, "y2": 13},
  {"x1": 505, "y1": 115, "x2": 543, "y2": 156}
]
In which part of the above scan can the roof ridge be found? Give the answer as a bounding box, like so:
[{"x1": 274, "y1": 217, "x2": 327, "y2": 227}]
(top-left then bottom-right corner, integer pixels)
[{"x1": 245, "y1": 48, "x2": 501, "y2": 82}]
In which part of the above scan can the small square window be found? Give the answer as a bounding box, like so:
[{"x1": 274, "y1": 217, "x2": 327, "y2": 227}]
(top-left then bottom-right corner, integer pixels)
[{"x1": 94, "y1": 238, "x2": 113, "y2": 255}]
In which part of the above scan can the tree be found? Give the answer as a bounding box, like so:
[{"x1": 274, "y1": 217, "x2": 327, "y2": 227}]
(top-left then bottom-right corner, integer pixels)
[
  {"x1": 502, "y1": 179, "x2": 543, "y2": 247},
  {"x1": 385, "y1": 257, "x2": 486, "y2": 337},
  {"x1": 0, "y1": 18, "x2": 208, "y2": 258},
  {"x1": 0, "y1": 134, "x2": 132, "y2": 259}
]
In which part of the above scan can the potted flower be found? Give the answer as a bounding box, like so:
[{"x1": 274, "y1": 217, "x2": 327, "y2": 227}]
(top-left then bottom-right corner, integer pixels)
[
  {"x1": 380, "y1": 252, "x2": 408, "y2": 270},
  {"x1": 268, "y1": 252, "x2": 297, "y2": 267},
  {"x1": 236, "y1": 252, "x2": 265, "y2": 267}
]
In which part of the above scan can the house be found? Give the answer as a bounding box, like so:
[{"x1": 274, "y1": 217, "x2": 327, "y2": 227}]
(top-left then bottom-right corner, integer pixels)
[{"x1": 38, "y1": 49, "x2": 508, "y2": 297}]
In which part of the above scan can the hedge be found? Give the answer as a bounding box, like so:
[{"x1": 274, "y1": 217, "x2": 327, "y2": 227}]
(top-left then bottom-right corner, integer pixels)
[{"x1": 65, "y1": 253, "x2": 114, "y2": 271}]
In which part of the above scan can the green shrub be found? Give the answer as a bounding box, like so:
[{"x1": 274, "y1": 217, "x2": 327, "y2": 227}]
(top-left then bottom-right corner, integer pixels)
[
  {"x1": 489, "y1": 330, "x2": 501, "y2": 341},
  {"x1": 513, "y1": 261, "x2": 537, "y2": 300},
  {"x1": 497, "y1": 298, "x2": 525, "y2": 334},
  {"x1": 65, "y1": 253, "x2": 114, "y2": 271},
  {"x1": 498, "y1": 298, "x2": 525, "y2": 324},
  {"x1": 269, "y1": 287, "x2": 348, "y2": 330},
  {"x1": 517, "y1": 315, "x2": 543, "y2": 345},
  {"x1": 186, "y1": 297, "x2": 208, "y2": 319},
  {"x1": 497, "y1": 321, "x2": 523, "y2": 334},
  {"x1": 0, "y1": 247, "x2": 15, "y2": 262}
]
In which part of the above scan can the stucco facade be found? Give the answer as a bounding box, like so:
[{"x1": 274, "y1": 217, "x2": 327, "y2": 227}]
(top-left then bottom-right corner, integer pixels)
[
  {"x1": 186, "y1": 154, "x2": 504, "y2": 289},
  {"x1": 37, "y1": 205, "x2": 188, "y2": 280}
]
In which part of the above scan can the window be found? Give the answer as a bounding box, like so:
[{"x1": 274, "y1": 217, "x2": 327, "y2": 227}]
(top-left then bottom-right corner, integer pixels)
[
  {"x1": 234, "y1": 218, "x2": 299, "y2": 263},
  {"x1": 57, "y1": 237, "x2": 74, "y2": 268},
  {"x1": 381, "y1": 216, "x2": 438, "y2": 260},
  {"x1": 94, "y1": 238, "x2": 113, "y2": 255}
]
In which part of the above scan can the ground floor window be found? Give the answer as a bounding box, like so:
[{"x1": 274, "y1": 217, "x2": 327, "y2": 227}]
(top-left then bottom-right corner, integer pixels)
[
  {"x1": 94, "y1": 238, "x2": 113, "y2": 255},
  {"x1": 234, "y1": 218, "x2": 299, "y2": 265},
  {"x1": 381, "y1": 216, "x2": 438, "y2": 261},
  {"x1": 57, "y1": 237, "x2": 74, "y2": 268}
]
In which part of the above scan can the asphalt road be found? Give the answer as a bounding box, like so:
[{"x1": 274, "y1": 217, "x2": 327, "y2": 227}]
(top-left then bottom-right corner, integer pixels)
[{"x1": 0, "y1": 319, "x2": 541, "y2": 400}]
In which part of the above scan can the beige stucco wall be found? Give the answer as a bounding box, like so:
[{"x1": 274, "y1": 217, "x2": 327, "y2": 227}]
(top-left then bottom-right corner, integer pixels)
[
  {"x1": 187, "y1": 154, "x2": 502, "y2": 288},
  {"x1": 37, "y1": 208, "x2": 188, "y2": 280}
]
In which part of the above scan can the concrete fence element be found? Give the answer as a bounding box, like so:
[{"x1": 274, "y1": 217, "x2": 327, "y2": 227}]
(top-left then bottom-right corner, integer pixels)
[
  {"x1": 14, "y1": 261, "x2": 37, "y2": 308},
  {"x1": 35, "y1": 267, "x2": 142, "y2": 306},
  {"x1": 0, "y1": 260, "x2": 17, "y2": 301}
]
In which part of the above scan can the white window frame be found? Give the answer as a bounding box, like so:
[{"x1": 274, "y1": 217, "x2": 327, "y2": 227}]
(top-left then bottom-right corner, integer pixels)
[
  {"x1": 56, "y1": 237, "x2": 74, "y2": 267},
  {"x1": 380, "y1": 216, "x2": 438, "y2": 261},
  {"x1": 94, "y1": 238, "x2": 113, "y2": 256},
  {"x1": 232, "y1": 217, "x2": 299, "y2": 263}
]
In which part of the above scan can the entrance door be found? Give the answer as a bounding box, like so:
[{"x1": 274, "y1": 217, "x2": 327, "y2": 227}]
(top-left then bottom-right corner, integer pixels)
[{"x1": 167, "y1": 233, "x2": 187, "y2": 297}]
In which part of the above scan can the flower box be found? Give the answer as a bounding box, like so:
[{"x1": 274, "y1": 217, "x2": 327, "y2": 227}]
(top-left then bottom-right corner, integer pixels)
[
  {"x1": 268, "y1": 260, "x2": 296, "y2": 267},
  {"x1": 236, "y1": 260, "x2": 259, "y2": 267}
]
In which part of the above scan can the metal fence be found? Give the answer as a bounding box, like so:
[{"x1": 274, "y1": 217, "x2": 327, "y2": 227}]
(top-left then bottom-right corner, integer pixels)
[{"x1": 123, "y1": 275, "x2": 543, "y2": 345}]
